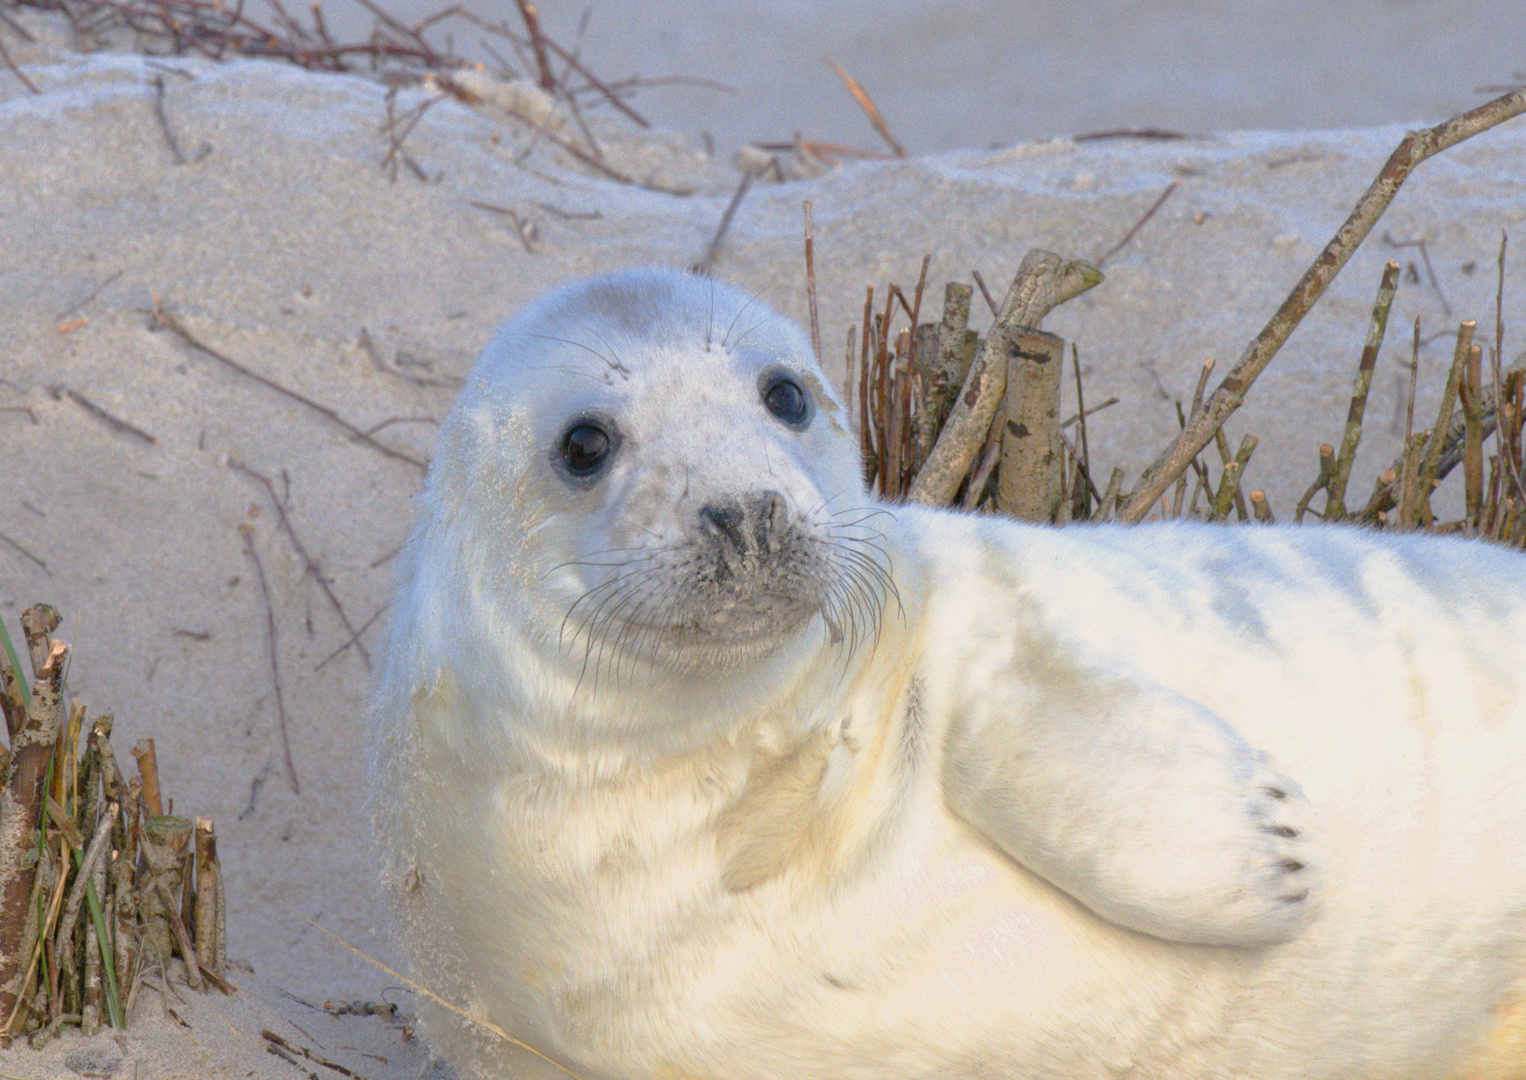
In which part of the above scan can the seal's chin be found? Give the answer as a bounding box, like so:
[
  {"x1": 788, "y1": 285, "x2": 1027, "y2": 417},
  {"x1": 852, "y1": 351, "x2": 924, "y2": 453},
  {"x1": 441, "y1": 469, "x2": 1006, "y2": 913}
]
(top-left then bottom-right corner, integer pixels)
[{"x1": 575, "y1": 595, "x2": 825, "y2": 679}]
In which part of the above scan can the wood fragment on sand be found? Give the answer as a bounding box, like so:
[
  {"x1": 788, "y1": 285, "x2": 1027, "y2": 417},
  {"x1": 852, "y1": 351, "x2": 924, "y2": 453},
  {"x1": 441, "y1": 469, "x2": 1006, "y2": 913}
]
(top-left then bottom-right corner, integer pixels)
[{"x1": 996, "y1": 326, "x2": 1065, "y2": 522}]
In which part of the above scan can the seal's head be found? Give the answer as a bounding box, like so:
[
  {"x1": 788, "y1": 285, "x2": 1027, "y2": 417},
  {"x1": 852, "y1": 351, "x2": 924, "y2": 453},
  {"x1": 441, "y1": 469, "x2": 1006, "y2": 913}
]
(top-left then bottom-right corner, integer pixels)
[{"x1": 389, "y1": 269, "x2": 889, "y2": 745}]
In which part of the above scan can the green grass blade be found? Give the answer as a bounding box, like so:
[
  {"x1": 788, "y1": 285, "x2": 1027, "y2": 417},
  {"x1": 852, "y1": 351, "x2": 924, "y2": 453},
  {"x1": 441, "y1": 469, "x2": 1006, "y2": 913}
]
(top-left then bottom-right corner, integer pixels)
[
  {"x1": 0, "y1": 615, "x2": 30, "y2": 711},
  {"x1": 85, "y1": 880, "x2": 123, "y2": 1029}
]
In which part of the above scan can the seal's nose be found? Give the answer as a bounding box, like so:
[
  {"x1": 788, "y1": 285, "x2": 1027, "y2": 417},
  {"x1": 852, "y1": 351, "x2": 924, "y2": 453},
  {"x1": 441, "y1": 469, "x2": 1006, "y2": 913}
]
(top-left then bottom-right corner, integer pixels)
[{"x1": 699, "y1": 490, "x2": 789, "y2": 555}]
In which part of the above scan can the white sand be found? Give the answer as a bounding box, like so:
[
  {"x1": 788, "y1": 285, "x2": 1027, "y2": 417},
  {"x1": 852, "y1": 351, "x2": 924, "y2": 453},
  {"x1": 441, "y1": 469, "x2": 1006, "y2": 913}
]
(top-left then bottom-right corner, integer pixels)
[{"x1": 0, "y1": 5, "x2": 1523, "y2": 1075}]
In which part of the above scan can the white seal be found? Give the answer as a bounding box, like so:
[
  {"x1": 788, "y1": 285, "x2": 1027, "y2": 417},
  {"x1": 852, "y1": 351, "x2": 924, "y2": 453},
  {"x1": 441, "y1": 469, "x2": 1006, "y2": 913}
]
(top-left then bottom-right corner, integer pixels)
[{"x1": 370, "y1": 268, "x2": 1526, "y2": 1080}]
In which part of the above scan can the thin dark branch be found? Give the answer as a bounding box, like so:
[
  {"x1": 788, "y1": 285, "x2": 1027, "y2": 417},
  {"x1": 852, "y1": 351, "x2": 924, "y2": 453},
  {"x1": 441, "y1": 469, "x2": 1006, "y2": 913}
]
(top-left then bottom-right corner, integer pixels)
[
  {"x1": 694, "y1": 171, "x2": 752, "y2": 274},
  {"x1": 229, "y1": 459, "x2": 372, "y2": 672},
  {"x1": 970, "y1": 269, "x2": 999, "y2": 317},
  {"x1": 1097, "y1": 179, "x2": 1178, "y2": 267},
  {"x1": 1382, "y1": 231, "x2": 1452, "y2": 316},
  {"x1": 511, "y1": 0, "x2": 554, "y2": 88},
  {"x1": 537, "y1": 31, "x2": 648, "y2": 128},
  {"x1": 533, "y1": 200, "x2": 601, "y2": 220},
  {"x1": 153, "y1": 305, "x2": 427, "y2": 470},
  {"x1": 1074, "y1": 128, "x2": 1189, "y2": 142},
  {"x1": 0, "y1": 32, "x2": 37, "y2": 94},
  {"x1": 0, "y1": 531, "x2": 49, "y2": 574},
  {"x1": 49, "y1": 385, "x2": 158, "y2": 445},
  {"x1": 313, "y1": 603, "x2": 387, "y2": 673},
  {"x1": 150, "y1": 75, "x2": 187, "y2": 164},
  {"x1": 55, "y1": 269, "x2": 124, "y2": 322},
  {"x1": 240, "y1": 525, "x2": 300, "y2": 795}
]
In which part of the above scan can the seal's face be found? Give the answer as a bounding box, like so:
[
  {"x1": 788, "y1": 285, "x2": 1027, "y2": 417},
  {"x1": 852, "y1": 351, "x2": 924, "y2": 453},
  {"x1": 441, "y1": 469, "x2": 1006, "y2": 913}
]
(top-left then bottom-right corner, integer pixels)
[{"x1": 434, "y1": 270, "x2": 889, "y2": 686}]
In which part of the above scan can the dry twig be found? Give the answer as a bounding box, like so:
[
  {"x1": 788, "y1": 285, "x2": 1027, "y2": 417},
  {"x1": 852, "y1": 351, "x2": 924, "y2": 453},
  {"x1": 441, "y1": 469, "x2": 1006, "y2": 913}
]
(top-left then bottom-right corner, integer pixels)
[
  {"x1": 1118, "y1": 86, "x2": 1526, "y2": 524},
  {"x1": 229, "y1": 459, "x2": 372, "y2": 672},
  {"x1": 694, "y1": 172, "x2": 752, "y2": 274},
  {"x1": 154, "y1": 305, "x2": 426, "y2": 470},
  {"x1": 1097, "y1": 180, "x2": 1178, "y2": 267},
  {"x1": 826, "y1": 59, "x2": 905, "y2": 158},
  {"x1": 240, "y1": 526, "x2": 300, "y2": 794}
]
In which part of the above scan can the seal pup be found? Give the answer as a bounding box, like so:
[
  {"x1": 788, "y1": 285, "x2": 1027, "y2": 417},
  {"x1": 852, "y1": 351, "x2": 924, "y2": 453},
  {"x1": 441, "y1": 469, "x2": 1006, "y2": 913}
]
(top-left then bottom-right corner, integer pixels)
[{"x1": 370, "y1": 268, "x2": 1526, "y2": 1080}]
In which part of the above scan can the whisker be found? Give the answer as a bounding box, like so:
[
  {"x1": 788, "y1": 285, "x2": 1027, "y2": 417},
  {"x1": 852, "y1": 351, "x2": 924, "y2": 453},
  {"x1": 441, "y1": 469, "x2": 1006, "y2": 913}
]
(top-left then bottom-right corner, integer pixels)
[{"x1": 721, "y1": 289, "x2": 764, "y2": 350}]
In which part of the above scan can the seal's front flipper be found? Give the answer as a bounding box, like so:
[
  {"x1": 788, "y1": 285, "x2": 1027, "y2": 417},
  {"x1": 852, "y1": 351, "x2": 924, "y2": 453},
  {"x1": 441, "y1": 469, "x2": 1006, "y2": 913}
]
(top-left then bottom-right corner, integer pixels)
[{"x1": 942, "y1": 666, "x2": 1320, "y2": 947}]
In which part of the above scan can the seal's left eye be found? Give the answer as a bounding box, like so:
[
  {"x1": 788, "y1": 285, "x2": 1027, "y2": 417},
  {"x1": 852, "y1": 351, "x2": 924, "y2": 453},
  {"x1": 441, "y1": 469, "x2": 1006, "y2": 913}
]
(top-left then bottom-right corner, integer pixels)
[
  {"x1": 763, "y1": 375, "x2": 810, "y2": 428},
  {"x1": 562, "y1": 423, "x2": 612, "y2": 477}
]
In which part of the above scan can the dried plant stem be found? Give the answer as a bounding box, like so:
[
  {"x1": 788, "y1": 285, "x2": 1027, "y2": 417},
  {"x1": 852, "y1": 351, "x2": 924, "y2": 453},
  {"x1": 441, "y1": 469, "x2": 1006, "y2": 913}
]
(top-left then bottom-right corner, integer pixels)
[
  {"x1": 1119, "y1": 86, "x2": 1526, "y2": 524},
  {"x1": 1072, "y1": 346, "x2": 1093, "y2": 519},
  {"x1": 858, "y1": 286, "x2": 873, "y2": 480},
  {"x1": 513, "y1": 0, "x2": 554, "y2": 89},
  {"x1": 0, "y1": 32, "x2": 38, "y2": 94},
  {"x1": 909, "y1": 250, "x2": 1102, "y2": 506},
  {"x1": 20, "y1": 604, "x2": 59, "y2": 681},
  {"x1": 1213, "y1": 429, "x2": 1250, "y2": 521},
  {"x1": 193, "y1": 818, "x2": 223, "y2": 977},
  {"x1": 1323, "y1": 265, "x2": 1398, "y2": 518},
  {"x1": 1396, "y1": 318, "x2": 1423, "y2": 529},
  {"x1": 1416, "y1": 321, "x2": 1475, "y2": 522},
  {"x1": 1250, "y1": 490, "x2": 1275, "y2": 523},
  {"x1": 803, "y1": 201, "x2": 822, "y2": 361},
  {"x1": 131, "y1": 738, "x2": 164, "y2": 816},
  {"x1": 151, "y1": 75, "x2": 188, "y2": 164},
  {"x1": 1463, "y1": 343, "x2": 1486, "y2": 528},
  {"x1": 1295, "y1": 444, "x2": 1337, "y2": 523},
  {"x1": 825, "y1": 59, "x2": 905, "y2": 157},
  {"x1": 1097, "y1": 180, "x2": 1178, "y2": 267},
  {"x1": 1096, "y1": 466, "x2": 1126, "y2": 521},
  {"x1": 1209, "y1": 436, "x2": 1258, "y2": 522},
  {"x1": 154, "y1": 879, "x2": 203, "y2": 991},
  {"x1": 52, "y1": 805, "x2": 118, "y2": 985}
]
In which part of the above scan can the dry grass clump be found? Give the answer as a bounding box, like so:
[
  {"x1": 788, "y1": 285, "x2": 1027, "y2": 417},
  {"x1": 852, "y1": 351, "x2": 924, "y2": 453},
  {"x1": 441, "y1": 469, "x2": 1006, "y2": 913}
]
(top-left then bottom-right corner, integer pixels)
[
  {"x1": 0, "y1": 604, "x2": 229, "y2": 1048},
  {"x1": 839, "y1": 85, "x2": 1526, "y2": 542}
]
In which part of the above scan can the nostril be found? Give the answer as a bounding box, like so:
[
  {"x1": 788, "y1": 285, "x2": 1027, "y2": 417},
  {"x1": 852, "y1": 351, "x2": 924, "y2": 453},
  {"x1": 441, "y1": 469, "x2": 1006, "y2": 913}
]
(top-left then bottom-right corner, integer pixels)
[{"x1": 700, "y1": 503, "x2": 746, "y2": 548}]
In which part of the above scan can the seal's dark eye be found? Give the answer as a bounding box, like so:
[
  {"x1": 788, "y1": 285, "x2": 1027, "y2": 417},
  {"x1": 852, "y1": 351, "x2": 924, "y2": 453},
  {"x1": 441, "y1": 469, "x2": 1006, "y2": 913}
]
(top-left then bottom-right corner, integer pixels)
[
  {"x1": 762, "y1": 375, "x2": 810, "y2": 428},
  {"x1": 561, "y1": 423, "x2": 612, "y2": 477}
]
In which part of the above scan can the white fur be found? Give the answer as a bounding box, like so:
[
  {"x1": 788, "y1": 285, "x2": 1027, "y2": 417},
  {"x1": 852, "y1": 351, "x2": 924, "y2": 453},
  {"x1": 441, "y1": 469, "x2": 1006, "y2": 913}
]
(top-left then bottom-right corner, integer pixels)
[{"x1": 370, "y1": 269, "x2": 1526, "y2": 1080}]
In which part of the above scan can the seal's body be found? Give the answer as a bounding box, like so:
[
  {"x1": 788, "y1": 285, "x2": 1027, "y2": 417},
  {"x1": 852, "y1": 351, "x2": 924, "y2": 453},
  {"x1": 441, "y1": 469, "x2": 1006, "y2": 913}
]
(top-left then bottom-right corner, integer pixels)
[{"x1": 370, "y1": 269, "x2": 1526, "y2": 1080}]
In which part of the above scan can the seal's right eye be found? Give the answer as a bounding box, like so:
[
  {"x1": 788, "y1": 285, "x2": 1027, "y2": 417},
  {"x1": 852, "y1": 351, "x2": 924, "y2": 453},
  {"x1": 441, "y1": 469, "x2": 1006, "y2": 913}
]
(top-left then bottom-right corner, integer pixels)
[{"x1": 561, "y1": 422, "x2": 612, "y2": 477}]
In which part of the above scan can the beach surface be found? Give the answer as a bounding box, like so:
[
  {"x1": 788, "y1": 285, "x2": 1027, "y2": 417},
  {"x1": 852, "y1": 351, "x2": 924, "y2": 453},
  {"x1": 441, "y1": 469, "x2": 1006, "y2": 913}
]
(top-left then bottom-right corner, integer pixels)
[{"x1": 0, "y1": 2, "x2": 1523, "y2": 1075}]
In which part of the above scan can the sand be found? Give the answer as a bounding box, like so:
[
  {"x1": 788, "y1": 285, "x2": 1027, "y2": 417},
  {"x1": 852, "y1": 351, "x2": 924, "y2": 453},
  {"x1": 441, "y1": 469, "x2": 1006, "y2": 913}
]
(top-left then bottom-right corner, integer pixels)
[{"x1": 0, "y1": 3, "x2": 1523, "y2": 1075}]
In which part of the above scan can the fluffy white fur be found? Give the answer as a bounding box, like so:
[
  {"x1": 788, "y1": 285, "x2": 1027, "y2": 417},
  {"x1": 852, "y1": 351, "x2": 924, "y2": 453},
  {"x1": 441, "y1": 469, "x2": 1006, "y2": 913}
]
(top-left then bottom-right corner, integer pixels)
[{"x1": 370, "y1": 268, "x2": 1526, "y2": 1080}]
